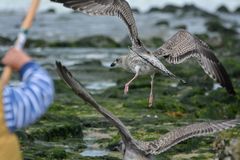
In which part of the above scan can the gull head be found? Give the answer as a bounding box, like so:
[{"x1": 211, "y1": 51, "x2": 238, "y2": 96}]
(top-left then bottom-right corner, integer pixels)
[{"x1": 110, "y1": 55, "x2": 127, "y2": 69}]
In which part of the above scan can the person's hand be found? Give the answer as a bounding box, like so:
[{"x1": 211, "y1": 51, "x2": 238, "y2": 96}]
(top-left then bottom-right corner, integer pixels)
[{"x1": 2, "y1": 48, "x2": 31, "y2": 71}]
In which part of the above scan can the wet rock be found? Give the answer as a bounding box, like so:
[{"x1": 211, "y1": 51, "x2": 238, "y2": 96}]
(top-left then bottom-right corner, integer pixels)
[
  {"x1": 235, "y1": 7, "x2": 240, "y2": 14},
  {"x1": 18, "y1": 32, "x2": 240, "y2": 159},
  {"x1": 182, "y1": 4, "x2": 202, "y2": 13},
  {"x1": 50, "y1": 35, "x2": 120, "y2": 48},
  {"x1": 72, "y1": 60, "x2": 103, "y2": 68},
  {"x1": 43, "y1": 8, "x2": 56, "y2": 14},
  {"x1": 161, "y1": 5, "x2": 181, "y2": 13},
  {"x1": 214, "y1": 138, "x2": 240, "y2": 160},
  {"x1": 106, "y1": 135, "x2": 122, "y2": 152},
  {"x1": 147, "y1": 7, "x2": 162, "y2": 13},
  {"x1": 155, "y1": 97, "x2": 185, "y2": 113},
  {"x1": 194, "y1": 33, "x2": 209, "y2": 42},
  {"x1": 217, "y1": 6, "x2": 230, "y2": 13},
  {"x1": 206, "y1": 19, "x2": 238, "y2": 35},
  {"x1": 78, "y1": 156, "x2": 121, "y2": 160},
  {"x1": 180, "y1": 5, "x2": 218, "y2": 18},
  {"x1": 28, "y1": 123, "x2": 83, "y2": 141},
  {"x1": 48, "y1": 147, "x2": 67, "y2": 159},
  {"x1": 49, "y1": 41, "x2": 73, "y2": 48},
  {"x1": 155, "y1": 20, "x2": 169, "y2": 26},
  {"x1": 143, "y1": 37, "x2": 164, "y2": 48},
  {"x1": 132, "y1": 8, "x2": 140, "y2": 14},
  {"x1": 223, "y1": 58, "x2": 240, "y2": 78},
  {"x1": 207, "y1": 35, "x2": 223, "y2": 48},
  {"x1": 174, "y1": 24, "x2": 187, "y2": 30},
  {"x1": 75, "y1": 35, "x2": 120, "y2": 48},
  {"x1": 23, "y1": 35, "x2": 120, "y2": 48},
  {"x1": 25, "y1": 39, "x2": 47, "y2": 48},
  {"x1": 0, "y1": 36, "x2": 12, "y2": 45},
  {"x1": 147, "y1": 5, "x2": 181, "y2": 13}
]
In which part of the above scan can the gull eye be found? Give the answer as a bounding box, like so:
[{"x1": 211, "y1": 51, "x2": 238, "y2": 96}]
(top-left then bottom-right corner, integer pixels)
[{"x1": 116, "y1": 58, "x2": 119, "y2": 62}]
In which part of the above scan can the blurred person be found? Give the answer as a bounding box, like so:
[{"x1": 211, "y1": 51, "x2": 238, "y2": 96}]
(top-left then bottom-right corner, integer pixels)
[{"x1": 0, "y1": 47, "x2": 54, "y2": 159}]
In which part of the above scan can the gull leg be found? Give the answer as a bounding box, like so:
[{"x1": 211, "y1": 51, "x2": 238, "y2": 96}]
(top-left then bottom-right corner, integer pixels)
[
  {"x1": 124, "y1": 67, "x2": 140, "y2": 95},
  {"x1": 148, "y1": 74, "x2": 155, "y2": 107}
]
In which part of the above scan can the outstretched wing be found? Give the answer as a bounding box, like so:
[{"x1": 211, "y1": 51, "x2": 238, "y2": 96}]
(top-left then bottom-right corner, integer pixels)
[
  {"x1": 138, "y1": 119, "x2": 240, "y2": 155},
  {"x1": 51, "y1": 0, "x2": 141, "y2": 46},
  {"x1": 153, "y1": 30, "x2": 235, "y2": 95},
  {"x1": 56, "y1": 61, "x2": 134, "y2": 144}
]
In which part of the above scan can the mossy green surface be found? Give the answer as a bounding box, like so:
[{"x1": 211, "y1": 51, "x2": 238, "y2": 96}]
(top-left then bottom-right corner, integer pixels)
[
  {"x1": 6, "y1": 4, "x2": 240, "y2": 160},
  {"x1": 19, "y1": 53, "x2": 240, "y2": 159}
]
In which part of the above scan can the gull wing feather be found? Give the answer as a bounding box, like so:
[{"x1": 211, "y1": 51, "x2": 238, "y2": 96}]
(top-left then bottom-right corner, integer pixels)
[
  {"x1": 153, "y1": 30, "x2": 235, "y2": 95},
  {"x1": 51, "y1": 0, "x2": 141, "y2": 46},
  {"x1": 56, "y1": 61, "x2": 135, "y2": 144},
  {"x1": 138, "y1": 119, "x2": 240, "y2": 155}
]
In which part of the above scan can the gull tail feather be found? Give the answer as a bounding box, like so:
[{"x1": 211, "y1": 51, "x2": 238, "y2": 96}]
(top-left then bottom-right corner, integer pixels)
[{"x1": 131, "y1": 47, "x2": 186, "y2": 84}]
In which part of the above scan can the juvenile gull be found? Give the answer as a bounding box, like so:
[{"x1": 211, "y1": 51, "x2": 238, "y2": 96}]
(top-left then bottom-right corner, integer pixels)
[
  {"x1": 51, "y1": 0, "x2": 235, "y2": 107},
  {"x1": 56, "y1": 61, "x2": 239, "y2": 160}
]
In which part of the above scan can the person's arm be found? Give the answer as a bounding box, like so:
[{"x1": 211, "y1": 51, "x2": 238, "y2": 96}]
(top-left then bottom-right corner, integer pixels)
[{"x1": 2, "y1": 48, "x2": 54, "y2": 132}]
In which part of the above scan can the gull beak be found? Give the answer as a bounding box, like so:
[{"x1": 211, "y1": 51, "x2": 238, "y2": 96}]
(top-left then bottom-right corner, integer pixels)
[{"x1": 110, "y1": 62, "x2": 116, "y2": 67}]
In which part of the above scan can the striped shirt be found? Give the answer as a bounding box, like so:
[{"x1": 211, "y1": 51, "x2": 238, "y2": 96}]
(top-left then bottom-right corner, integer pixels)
[{"x1": 3, "y1": 61, "x2": 54, "y2": 132}]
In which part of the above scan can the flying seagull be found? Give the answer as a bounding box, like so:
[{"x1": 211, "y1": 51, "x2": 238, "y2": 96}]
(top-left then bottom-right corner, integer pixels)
[
  {"x1": 51, "y1": 0, "x2": 235, "y2": 107},
  {"x1": 56, "y1": 61, "x2": 239, "y2": 160}
]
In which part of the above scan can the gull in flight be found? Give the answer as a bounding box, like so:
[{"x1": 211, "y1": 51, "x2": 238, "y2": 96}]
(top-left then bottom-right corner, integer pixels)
[
  {"x1": 51, "y1": 0, "x2": 235, "y2": 107},
  {"x1": 56, "y1": 61, "x2": 239, "y2": 160}
]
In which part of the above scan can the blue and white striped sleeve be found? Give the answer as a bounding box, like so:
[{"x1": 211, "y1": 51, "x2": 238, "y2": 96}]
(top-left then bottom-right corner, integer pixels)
[{"x1": 3, "y1": 61, "x2": 54, "y2": 132}]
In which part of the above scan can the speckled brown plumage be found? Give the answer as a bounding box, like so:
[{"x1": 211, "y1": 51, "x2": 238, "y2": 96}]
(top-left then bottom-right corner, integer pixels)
[{"x1": 153, "y1": 30, "x2": 235, "y2": 95}]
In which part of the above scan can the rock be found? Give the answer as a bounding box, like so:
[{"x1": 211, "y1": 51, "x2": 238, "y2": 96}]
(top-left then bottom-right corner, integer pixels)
[
  {"x1": 28, "y1": 123, "x2": 83, "y2": 141},
  {"x1": 174, "y1": 24, "x2": 187, "y2": 30},
  {"x1": 161, "y1": 5, "x2": 181, "y2": 13},
  {"x1": 143, "y1": 37, "x2": 164, "y2": 48},
  {"x1": 48, "y1": 147, "x2": 67, "y2": 159},
  {"x1": 43, "y1": 8, "x2": 56, "y2": 14},
  {"x1": 76, "y1": 35, "x2": 120, "y2": 48},
  {"x1": 207, "y1": 35, "x2": 223, "y2": 48},
  {"x1": 24, "y1": 35, "x2": 122, "y2": 48},
  {"x1": 195, "y1": 33, "x2": 225, "y2": 48},
  {"x1": 206, "y1": 19, "x2": 238, "y2": 35},
  {"x1": 132, "y1": 8, "x2": 140, "y2": 14},
  {"x1": 50, "y1": 35, "x2": 120, "y2": 48},
  {"x1": 194, "y1": 33, "x2": 209, "y2": 42},
  {"x1": 147, "y1": 5, "x2": 181, "y2": 13},
  {"x1": 147, "y1": 7, "x2": 162, "y2": 13},
  {"x1": 0, "y1": 36, "x2": 12, "y2": 45},
  {"x1": 217, "y1": 5, "x2": 230, "y2": 13},
  {"x1": 235, "y1": 7, "x2": 240, "y2": 13},
  {"x1": 155, "y1": 20, "x2": 169, "y2": 26},
  {"x1": 182, "y1": 4, "x2": 200, "y2": 12},
  {"x1": 214, "y1": 138, "x2": 240, "y2": 160},
  {"x1": 73, "y1": 60, "x2": 102, "y2": 67},
  {"x1": 180, "y1": 5, "x2": 218, "y2": 18},
  {"x1": 25, "y1": 39, "x2": 47, "y2": 48},
  {"x1": 49, "y1": 41, "x2": 73, "y2": 48}
]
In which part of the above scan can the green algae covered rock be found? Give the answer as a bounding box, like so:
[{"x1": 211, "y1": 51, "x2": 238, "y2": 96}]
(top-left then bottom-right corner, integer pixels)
[
  {"x1": 217, "y1": 5, "x2": 230, "y2": 13},
  {"x1": 143, "y1": 37, "x2": 164, "y2": 48},
  {"x1": 155, "y1": 20, "x2": 169, "y2": 26},
  {"x1": 50, "y1": 35, "x2": 120, "y2": 48},
  {"x1": 235, "y1": 7, "x2": 240, "y2": 13},
  {"x1": 206, "y1": 19, "x2": 238, "y2": 35},
  {"x1": 0, "y1": 36, "x2": 12, "y2": 46}
]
